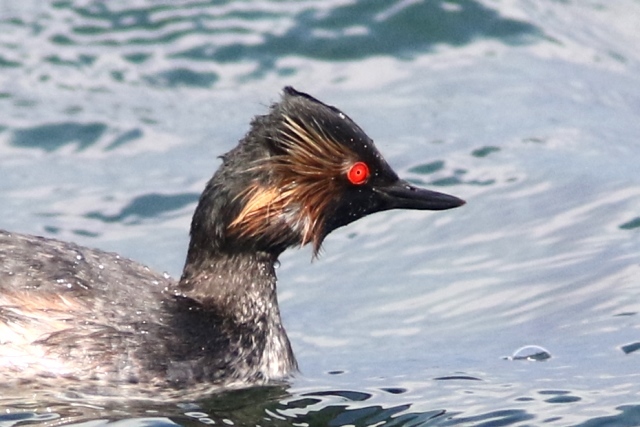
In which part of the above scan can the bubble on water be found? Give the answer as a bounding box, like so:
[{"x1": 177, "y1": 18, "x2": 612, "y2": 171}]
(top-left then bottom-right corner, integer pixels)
[
  {"x1": 185, "y1": 412, "x2": 209, "y2": 418},
  {"x1": 505, "y1": 345, "x2": 551, "y2": 361}
]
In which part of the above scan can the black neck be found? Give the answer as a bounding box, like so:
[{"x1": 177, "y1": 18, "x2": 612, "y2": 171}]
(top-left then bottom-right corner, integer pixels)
[
  {"x1": 171, "y1": 250, "x2": 296, "y2": 384},
  {"x1": 178, "y1": 250, "x2": 278, "y2": 317}
]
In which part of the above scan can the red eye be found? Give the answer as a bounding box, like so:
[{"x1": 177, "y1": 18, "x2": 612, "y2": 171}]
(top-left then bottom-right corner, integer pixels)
[{"x1": 347, "y1": 162, "x2": 370, "y2": 185}]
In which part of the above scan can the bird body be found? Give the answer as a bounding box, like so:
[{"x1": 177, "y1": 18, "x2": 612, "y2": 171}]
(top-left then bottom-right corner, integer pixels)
[{"x1": 0, "y1": 87, "x2": 464, "y2": 397}]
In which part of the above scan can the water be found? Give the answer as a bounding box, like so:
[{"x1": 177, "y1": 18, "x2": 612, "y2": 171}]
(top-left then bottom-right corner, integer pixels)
[{"x1": 1, "y1": 0, "x2": 640, "y2": 425}]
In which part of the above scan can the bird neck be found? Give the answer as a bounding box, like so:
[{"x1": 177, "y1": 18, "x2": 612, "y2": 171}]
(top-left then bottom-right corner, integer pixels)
[
  {"x1": 174, "y1": 250, "x2": 297, "y2": 382},
  {"x1": 178, "y1": 250, "x2": 280, "y2": 322}
]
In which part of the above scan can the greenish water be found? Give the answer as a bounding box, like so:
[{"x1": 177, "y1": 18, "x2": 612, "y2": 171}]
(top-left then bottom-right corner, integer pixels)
[{"x1": 1, "y1": 1, "x2": 640, "y2": 425}]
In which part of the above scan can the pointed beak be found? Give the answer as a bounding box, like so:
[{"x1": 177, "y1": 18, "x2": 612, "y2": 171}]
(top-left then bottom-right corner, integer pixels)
[{"x1": 377, "y1": 179, "x2": 465, "y2": 211}]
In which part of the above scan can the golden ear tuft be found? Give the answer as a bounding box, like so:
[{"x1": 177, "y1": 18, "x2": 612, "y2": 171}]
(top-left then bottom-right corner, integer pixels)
[
  {"x1": 228, "y1": 186, "x2": 283, "y2": 241},
  {"x1": 228, "y1": 114, "x2": 361, "y2": 254}
]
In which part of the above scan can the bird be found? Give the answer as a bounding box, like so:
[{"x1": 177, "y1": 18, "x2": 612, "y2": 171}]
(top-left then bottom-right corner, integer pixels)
[{"x1": 0, "y1": 87, "x2": 464, "y2": 397}]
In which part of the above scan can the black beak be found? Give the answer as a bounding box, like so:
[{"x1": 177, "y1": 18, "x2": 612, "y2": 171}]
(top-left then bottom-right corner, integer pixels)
[{"x1": 377, "y1": 179, "x2": 465, "y2": 211}]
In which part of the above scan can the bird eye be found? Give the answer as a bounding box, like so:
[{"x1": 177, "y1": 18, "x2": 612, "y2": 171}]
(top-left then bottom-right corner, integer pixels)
[{"x1": 347, "y1": 162, "x2": 370, "y2": 185}]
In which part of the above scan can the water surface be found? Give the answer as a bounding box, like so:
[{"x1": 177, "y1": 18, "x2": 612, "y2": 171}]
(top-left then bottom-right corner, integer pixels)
[{"x1": 1, "y1": 0, "x2": 640, "y2": 425}]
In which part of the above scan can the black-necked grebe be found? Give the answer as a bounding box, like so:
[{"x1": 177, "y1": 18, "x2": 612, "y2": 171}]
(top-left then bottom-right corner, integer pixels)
[{"x1": 0, "y1": 87, "x2": 464, "y2": 397}]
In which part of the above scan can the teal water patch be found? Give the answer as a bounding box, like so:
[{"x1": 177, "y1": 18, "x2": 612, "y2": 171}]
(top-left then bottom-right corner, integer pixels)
[
  {"x1": 471, "y1": 146, "x2": 501, "y2": 157},
  {"x1": 44, "y1": 53, "x2": 96, "y2": 67},
  {"x1": 106, "y1": 128, "x2": 144, "y2": 150},
  {"x1": 408, "y1": 160, "x2": 445, "y2": 175},
  {"x1": 205, "y1": 0, "x2": 541, "y2": 63},
  {"x1": 123, "y1": 52, "x2": 152, "y2": 64},
  {"x1": 0, "y1": 56, "x2": 20, "y2": 67},
  {"x1": 621, "y1": 342, "x2": 640, "y2": 354},
  {"x1": 619, "y1": 217, "x2": 640, "y2": 230},
  {"x1": 84, "y1": 193, "x2": 200, "y2": 224},
  {"x1": 49, "y1": 0, "x2": 541, "y2": 67},
  {"x1": 11, "y1": 122, "x2": 107, "y2": 151},
  {"x1": 144, "y1": 68, "x2": 218, "y2": 88}
]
